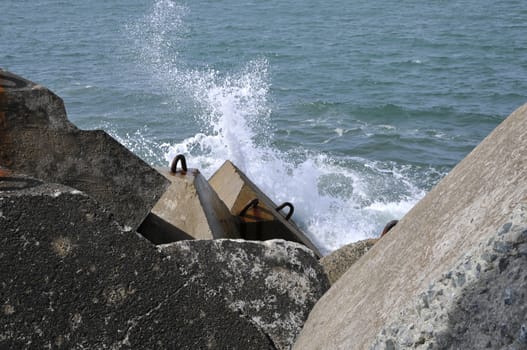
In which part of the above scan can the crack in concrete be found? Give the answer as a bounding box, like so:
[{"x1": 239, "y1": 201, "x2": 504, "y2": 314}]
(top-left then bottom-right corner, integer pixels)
[{"x1": 111, "y1": 280, "x2": 192, "y2": 350}]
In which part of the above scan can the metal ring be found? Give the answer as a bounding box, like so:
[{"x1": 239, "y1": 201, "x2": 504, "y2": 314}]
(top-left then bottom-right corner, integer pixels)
[
  {"x1": 381, "y1": 220, "x2": 398, "y2": 237},
  {"x1": 170, "y1": 154, "x2": 188, "y2": 174},
  {"x1": 239, "y1": 198, "x2": 259, "y2": 217},
  {"x1": 276, "y1": 202, "x2": 294, "y2": 220}
]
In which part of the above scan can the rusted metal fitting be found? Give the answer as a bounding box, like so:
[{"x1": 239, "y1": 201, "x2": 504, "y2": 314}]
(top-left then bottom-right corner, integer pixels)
[
  {"x1": 0, "y1": 167, "x2": 12, "y2": 177},
  {"x1": 276, "y1": 202, "x2": 294, "y2": 220},
  {"x1": 239, "y1": 198, "x2": 259, "y2": 217},
  {"x1": 170, "y1": 154, "x2": 188, "y2": 174},
  {"x1": 381, "y1": 219, "x2": 399, "y2": 237}
]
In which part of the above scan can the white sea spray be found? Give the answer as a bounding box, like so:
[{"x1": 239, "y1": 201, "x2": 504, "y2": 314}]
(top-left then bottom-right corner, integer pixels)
[{"x1": 125, "y1": 0, "x2": 430, "y2": 254}]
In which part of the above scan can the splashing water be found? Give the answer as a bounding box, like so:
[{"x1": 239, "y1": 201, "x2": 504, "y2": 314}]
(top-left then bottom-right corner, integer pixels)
[
  {"x1": 128, "y1": 0, "x2": 428, "y2": 255},
  {"x1": 165, "y1": 60, "x2": 273, "y2": 173}
]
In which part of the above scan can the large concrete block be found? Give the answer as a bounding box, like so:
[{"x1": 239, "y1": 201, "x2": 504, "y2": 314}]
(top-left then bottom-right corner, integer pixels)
[
  {"x1": 159, "y1": 239, "x2": 330, "y2": 350},
  {"x1": 209, "y1": 160, "x2": 322, "y2": 257},
  {"x1": 371, "y1": 206, "x2": 527, "y2": 349},
  {"x1": 139, "y1": 156, "x2": 241, "y2": 243},
  {"x1": 0, "y1": 171, "x2": 276, "y2": 349},
  {"x1": 0, "y1": 70, "x2": 168, "y2": 230},
  {"x1": 294, "y1": 103, "x2": 527, "y2": 349}
]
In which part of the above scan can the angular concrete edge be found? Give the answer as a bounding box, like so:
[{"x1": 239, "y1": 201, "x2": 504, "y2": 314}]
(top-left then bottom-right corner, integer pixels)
[
  {"x1": 210, "y1": 160, "x2": 322, "y2": 257},
  {"x1": 142, "y1": 167, "x2": 240, "y2": 242},
  {"x1": 294, "y1": 103, "x2": 527, "y2": 349},
  {"x1": 208, "y1": 160, "x2": 244, "y2": 211},
  {"x1": 193, "y1": 169, "x2": 242, "y2": 238},
  {"x1": 0, "y1": 69, "x2": 73, "y2": 132},
  {"x1": 0, "y1": 70, "x2": 169, "y2": 230}
]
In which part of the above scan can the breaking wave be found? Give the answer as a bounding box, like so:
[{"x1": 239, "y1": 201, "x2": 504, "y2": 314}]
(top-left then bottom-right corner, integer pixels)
[{"x1": 127, "y1": 0, "x2": 432, "y2": 255}]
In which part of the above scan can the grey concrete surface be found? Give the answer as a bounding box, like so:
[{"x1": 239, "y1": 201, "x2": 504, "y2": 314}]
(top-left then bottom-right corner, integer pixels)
[
  {"x1": 294, "y1": 104, "x2": 527, "y2": 349},
  {"x1": 160, "y1": 239, "x2": 330, "y2": 350},
  {"x1": 0, "y1": 69, "x2": 168, "y2": 230},
  {"x1": 0, "y1": 173, "x2": 274, "y2": 349},
  {"x1": 140, "y1": 167, "x2": 240, "y2": 243},
  {"x1": 320, "y1": 238, "x2": 378, "y2": 285},
  {"x1": 209, "y1": 160, "x2": 322, "y2": 257}
]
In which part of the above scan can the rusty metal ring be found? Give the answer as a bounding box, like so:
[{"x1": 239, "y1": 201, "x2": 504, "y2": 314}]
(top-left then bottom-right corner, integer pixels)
[
  {"x1": 170, "y1": 154, "x2": 188, "y2": 174},
  {"x1": 239, "y1": 198, "x2": 259, "y2": 217},
  {"x1": 276, "y1": 202, "x2": 294, "y2": 220}
]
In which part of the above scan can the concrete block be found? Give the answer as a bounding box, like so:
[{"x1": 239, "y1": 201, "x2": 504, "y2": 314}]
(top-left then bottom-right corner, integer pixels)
[
  {"x1": 294, "y1": 103, "x2": 527, "y2": 349},
  {"x1": 0, "y1": 69, "x2": 169, "y2": 230},
  {"x1": 139, "y1": 157, "x2": 241, "y2": 243},
  {"x1": 0, "y1": 171, "x2": 274, "y2": 349},
  {"x1": 159, "y1": 239, "x2": 330, "y2": 350},
  {"x1": 209, "y1": 160, "x2": 322, "y2": 257}
]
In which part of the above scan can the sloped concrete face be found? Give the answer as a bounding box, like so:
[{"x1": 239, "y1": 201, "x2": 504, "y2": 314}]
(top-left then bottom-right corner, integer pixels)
[
  {"x1": 371, "y1": 204, "x2": 527, "y2": 349},
  {"x1": 209, "y1": 160, "x2": 322, "y2": 257},
  {"x1": 294, "y1": 104, "x2": 527, "y2": 349},
  {"x1": 140, "y1": 167, "x2": 241, "y2": 243},
  {"x1": 0, "y1": 172, "x2": 275, "y2": 349},
  {"x1": 0, "y1": 70, "x2": 168, "y2": 230},
  {"x1": 159, "y1": 239, "x2": 330, "y2": 350}
]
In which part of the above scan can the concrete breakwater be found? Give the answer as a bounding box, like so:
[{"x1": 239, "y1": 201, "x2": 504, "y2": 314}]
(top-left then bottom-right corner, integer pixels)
[
  {"x1": 0, "y1": 70, "x2": 328, "y2": 349},
  {"x1": 2, "y1": 69, "x2": 526, "y2": 349}
]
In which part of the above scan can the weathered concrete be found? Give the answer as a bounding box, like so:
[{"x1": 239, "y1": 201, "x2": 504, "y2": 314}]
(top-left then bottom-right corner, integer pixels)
[
  {"x1": 320, "y1": 238, "x2": 378, "y2": 285},
  {"x1": 1, "y1": 170, "x2": 329, "y2": 349},
  {"x1": 372, "y1": 204, "x2": 527, "y2": 349},
  {"x1": 294, "y1": 103, "x2": 527, "y2": 349},
  {"x1": 209, "y1": 160, "x2": 322, "y2": 257},
  {"x1": 0, "y1": 171, "x2": 275, "y2": 349},
  {"x1": 139, "y1": 166, "x2": 241, "y2": 244},
  {"x1": 0, "y1": 69, "x2": 168, "y2": 230},
  {"x1": 159, "y1": 239, "x2": 330, "y2": 350}
]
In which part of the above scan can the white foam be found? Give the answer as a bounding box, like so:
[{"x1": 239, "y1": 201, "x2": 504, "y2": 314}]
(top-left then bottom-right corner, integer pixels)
[
  {"x1": 127, "y1": 0, "x2": 430, "y2": 255},
  {"x1": 378, "y1": 124, "x2": 396, "y2": 130}
]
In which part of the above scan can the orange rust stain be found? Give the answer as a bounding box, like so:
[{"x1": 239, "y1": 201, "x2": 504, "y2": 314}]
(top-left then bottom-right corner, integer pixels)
[
  {"x1": 0, "y1": 84, "x2": 6, "y2": 129},
  {"x1": 0, "y1": 83, "x2": 13, "y2": 168},
  {"x1": 240, "y1": 206, "x2": 275, "y2": 223},
  {"x1": 0, "y1": 168, "x2": 11, "y2": 177}
]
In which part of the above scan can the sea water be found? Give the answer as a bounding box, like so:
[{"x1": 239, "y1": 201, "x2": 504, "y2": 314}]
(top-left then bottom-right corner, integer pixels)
[{"x1": 2, "y1": 0, "x2": 526, "y2": 254}]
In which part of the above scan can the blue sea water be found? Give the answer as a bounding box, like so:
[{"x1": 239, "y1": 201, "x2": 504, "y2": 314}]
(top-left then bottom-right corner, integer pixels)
[{"x1": 2, "y1": 0, "x2": 526, "y2": 254}]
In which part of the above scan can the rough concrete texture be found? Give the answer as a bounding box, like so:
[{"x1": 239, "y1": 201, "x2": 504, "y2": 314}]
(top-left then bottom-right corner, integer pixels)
[
  {"x1": 140, "y1": 167, "x2": 241, "y2": 243},
  {"x1": 320, "y1": 238, "x2": 378, "y2": 285},
  {"x1": 159, "y1": 239, "x2": 330, "y2": 350},
  {"x1": 0, "y1": 172, "x2": 275, "y2": 349},
  {"x1": 0, "y1": 69, "x2": 168, "y2": 230},
  {"x1": 209, "y1": 160, "x2": 322, "y2": 257},
  {"x1": 371, "y1": 203, "x2": 527, "y2": 349},
  {"x1": 294, "y1": 103, "x2": 527, "y2": 350}
]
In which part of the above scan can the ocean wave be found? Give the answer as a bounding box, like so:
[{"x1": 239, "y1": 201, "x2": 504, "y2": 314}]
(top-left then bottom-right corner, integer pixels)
[{"x1": 123, "y1": 0, "x2": 449, "y2": 254}]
